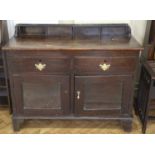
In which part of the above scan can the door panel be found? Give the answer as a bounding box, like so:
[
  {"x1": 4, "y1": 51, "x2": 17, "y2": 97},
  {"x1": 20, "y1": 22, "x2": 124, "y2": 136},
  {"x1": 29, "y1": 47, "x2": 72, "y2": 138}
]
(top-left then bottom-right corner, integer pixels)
[
  {"x1": 23, "y1": 82, "x2": 61, "y2": 110},
  {"x1": 83, "y1": 81, "x2": 123, "y2": 110},
  {"x1": 12, "y1": 75, "x2": 70, "y2": 116},
  {"x1": 75, "y1": 75, "x2": 133, "y2": 116}
]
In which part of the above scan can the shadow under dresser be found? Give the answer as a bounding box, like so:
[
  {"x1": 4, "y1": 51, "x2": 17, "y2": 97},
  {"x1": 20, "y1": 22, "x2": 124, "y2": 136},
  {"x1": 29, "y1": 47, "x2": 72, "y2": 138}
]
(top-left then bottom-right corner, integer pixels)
[{"x1": 2, "y1": 24, "x2": 143, "y2": 131}]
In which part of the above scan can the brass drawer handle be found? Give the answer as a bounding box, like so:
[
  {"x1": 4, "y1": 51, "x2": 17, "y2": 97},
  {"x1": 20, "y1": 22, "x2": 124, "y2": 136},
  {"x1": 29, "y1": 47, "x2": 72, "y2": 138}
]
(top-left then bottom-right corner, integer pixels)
[
  {"x1": 35, "y1": 62, "x2": 46, "y2": 71},
  {"x1": 99, "y1": 63, "x2": 111, "y2": 71},
  {"x1": 77, "y1": 91, "x2": 80, "y2": 100}
]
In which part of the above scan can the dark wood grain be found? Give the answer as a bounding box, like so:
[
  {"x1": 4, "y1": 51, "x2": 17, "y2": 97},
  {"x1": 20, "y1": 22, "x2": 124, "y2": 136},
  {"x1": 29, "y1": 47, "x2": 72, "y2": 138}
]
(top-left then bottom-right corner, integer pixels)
[
  {"x1": 12, "y1": 75, "x2": 70, "y2": 117},
  {"x1": 7, "y1": 52, "x2": 71, "y2": 74},
  {"x1": 4, "y1": 24, "x2": 142, "y2": 131},
  {"x1": 3, "y1": 37, "x2": 142, "y2": 51},
  {"x1": 74, "y1": 54, "x2": 138, "y2": 75},
  {"x1": 14, "y1": 24, "x2": 131, "y2": 40}
]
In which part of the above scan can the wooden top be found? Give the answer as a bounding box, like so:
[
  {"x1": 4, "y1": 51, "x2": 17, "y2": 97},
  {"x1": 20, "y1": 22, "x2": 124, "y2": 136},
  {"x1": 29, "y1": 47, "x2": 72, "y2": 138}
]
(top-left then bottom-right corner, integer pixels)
[
  {"x1": 3, "y1": 24, "x2": 143, "y2": 51},
  {"x1": 3, "y1": 37, "x2": 143, "y2": 51}
]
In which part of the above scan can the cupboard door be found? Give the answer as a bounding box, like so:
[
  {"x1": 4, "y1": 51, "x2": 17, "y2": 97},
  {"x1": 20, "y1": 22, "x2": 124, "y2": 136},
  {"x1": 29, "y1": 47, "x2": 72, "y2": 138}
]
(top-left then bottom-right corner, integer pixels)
[
  {"x1": 75, "y1": 75, "x2": 133, "y2": 116},
  {"x1": 12, "y1": 75, "x2": 70, "y2": 116}
]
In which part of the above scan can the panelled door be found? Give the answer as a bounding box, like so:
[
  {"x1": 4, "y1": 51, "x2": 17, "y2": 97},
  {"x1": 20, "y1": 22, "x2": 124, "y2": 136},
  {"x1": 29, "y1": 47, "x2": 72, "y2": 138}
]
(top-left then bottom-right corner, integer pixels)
[
  {"x1": 12, "y1": 74, "x2": 70, "y2": 116},
  {"x1": 75, "y1": 75, "x2": 133, "y2": 116}
]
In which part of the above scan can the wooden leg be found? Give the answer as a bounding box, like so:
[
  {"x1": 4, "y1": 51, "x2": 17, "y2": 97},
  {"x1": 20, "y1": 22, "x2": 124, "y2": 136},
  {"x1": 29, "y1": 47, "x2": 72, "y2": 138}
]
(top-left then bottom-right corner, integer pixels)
[
  {"x1": 142, "y1": 123, "x2": 147, "y2": 134},
  {"x1": 142, "y1": 116, "x2": 148, "y2": 134},
  {"x1": 134, "y1": 101, "x2": 139, "y2": 116},
  {"x1": 12, "y1": 119, "x2": 24, "y2": 131},
  {"x1": 134, "y1": 105, "x2": 139, "y2": 116},
  {"x1": 142, "y1": 99, "x2": 150, "y2": 134},
  {"x1": 121, "y1": 120, "x2": 132, "y2": 132}
]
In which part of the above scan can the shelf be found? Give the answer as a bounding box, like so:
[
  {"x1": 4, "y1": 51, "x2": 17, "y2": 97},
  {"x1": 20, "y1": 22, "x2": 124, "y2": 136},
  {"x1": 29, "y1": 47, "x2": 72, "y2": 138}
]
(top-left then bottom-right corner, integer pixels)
[
  {"x1": 0, "y1": 96, "x2": 8, "y2": 107},
  {"x1": 0, "y1": 77, "x2": 6, "y2": 86},
  {"x1": 0, "y1": 89, "x2": 8, "y2": 97},
  {"x1": 0, "y1": 85, "x2": 7, "y2": 89},
  {"x1": 0, "y1": 72, "x2": 5, "y2": 78}
]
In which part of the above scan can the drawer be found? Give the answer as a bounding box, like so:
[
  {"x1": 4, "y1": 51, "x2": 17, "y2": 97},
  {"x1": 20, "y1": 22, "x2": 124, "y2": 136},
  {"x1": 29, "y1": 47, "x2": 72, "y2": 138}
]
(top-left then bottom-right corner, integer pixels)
[
  {"x1": 7, "y1": 54, "x2": 71, "y2": 74},
  {"x1": 74, "y1": 56, "x2": 138, "y2": 74}
]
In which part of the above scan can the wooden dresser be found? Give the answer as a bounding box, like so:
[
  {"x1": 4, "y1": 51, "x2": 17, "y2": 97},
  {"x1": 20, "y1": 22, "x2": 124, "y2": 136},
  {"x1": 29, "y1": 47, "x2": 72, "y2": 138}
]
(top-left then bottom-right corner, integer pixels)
[{"x1": 3, "y1": 24, "x2": 143, "y2": 131}]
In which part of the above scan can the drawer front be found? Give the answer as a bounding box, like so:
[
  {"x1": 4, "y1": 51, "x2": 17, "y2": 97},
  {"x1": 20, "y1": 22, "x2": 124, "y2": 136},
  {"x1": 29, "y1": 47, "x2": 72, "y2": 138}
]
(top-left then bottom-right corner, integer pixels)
[
  {"x1": 7, "y1": 54, "x2": 71, "y2": 74},
  {"x1": 74, "y1": 56, "x2": 138, "y2": 74}
]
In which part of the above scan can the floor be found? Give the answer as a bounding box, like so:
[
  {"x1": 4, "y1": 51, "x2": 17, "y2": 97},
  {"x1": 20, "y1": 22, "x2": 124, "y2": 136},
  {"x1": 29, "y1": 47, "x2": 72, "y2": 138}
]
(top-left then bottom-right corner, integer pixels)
[{"x1": 0, "y1": 107, "x2": 155, "y2": 134}]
